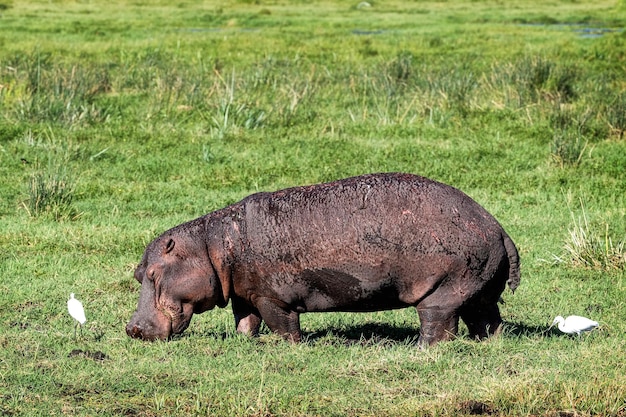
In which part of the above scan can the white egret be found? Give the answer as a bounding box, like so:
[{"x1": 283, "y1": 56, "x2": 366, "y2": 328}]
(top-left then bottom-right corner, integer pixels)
[
  {"x1": 550, "y1": 315, "x2": 598, "y2": 335},
  {"x1": 67, "y1": 293, "x2": 87, "y2": 338}
]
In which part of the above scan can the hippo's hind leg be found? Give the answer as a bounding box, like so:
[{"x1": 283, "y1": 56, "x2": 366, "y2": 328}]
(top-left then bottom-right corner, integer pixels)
[
  {"x1": 416, "y1": 304, "x2": 459, "y2": 348},
  {"x1": 232, "y1": 296, "x2": 262, "y2": 337},
  {"x1": 460, "y1": 302, "x2": 502, "y2": 340},
  {"x1": 255, "y1": 297, "x2": 302, "y2": 343},
  {"x1": 459, "y1": 271, "x2": 507, "y2": 340}
]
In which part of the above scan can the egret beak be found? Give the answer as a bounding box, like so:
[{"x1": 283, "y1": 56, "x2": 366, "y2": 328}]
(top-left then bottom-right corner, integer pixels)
[{"x1": 546, "y1": 320, "x2": 558, "y2": 333}]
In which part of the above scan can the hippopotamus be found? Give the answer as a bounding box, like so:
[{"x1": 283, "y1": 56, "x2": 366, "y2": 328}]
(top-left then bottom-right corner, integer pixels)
[{"x1": 126, "y1": 173, "x2": 520, "y2": 346}]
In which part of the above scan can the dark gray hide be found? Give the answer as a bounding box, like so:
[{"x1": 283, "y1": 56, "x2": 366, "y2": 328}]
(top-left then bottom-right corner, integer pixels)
[{"x1": 126, "y1": 173, "x2": 520, "y2": 346}]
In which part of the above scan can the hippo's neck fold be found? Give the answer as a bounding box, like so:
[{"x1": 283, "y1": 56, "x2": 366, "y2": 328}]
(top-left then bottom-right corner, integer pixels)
[{"x1": 203, "y1": 204, "x2": 247, "y2": 306}]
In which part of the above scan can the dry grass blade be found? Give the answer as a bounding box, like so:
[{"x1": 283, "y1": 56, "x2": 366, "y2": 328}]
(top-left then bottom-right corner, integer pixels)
[{"x1": 562, "y1": 205, "x2": 626, "y2": 270}]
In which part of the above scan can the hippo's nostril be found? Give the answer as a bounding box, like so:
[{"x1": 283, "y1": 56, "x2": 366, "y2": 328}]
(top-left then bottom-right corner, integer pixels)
[
  {"x1": 133, "y1": 325, "x2": 143, "y2": 338},
  {"x1": 126, "y1": 324, "x2": 143, "y2": 339}
]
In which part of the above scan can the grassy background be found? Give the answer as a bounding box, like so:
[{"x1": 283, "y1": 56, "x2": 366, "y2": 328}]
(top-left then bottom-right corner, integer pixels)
[{"x1": 1, "y1": 0, "x2": 625, "y2": 415}]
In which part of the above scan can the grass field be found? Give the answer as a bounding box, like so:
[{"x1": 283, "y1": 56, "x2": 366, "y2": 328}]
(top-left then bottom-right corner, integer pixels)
[{"x1": 1, "y1": 0, "x2": 626, "y2": 415}]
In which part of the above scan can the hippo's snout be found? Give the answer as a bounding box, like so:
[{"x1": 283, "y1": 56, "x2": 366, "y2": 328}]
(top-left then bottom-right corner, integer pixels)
[
  {"x1": 126, "y1": 315, "x2": 170, "y2": 341},
  {"x1": 126, "y1": 323, "x2": 144, "y2": 339}
]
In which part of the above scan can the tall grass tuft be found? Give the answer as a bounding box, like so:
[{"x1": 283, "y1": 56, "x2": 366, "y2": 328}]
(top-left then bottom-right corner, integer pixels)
[
  {"x1": 545, "y1": 64, "x2": 577, "y2": 103},
  {"x1": 25, "y1": 158, "x2": 76, "y2": 220},
  {"x1": 512, "y1": 56, "x2": 554, "y2": 105},
  {"x1": 427, "y1": 65, "x2": 477, "y2": 115},
  {"x1": 492, "y1": 57, "x2": 578, "y2": 108},
  {"x1": 551, "y1": 128, "x2": 588, "y2": 167},
  {"x1": 549, "y1": 106, "x2": 593, "y2": 167},
  {"x1": 206, "y1": 69, "x2": 266, "y2": 139},
  {"x1": 388, "y1": 51, "x2": 413, "y2": 85},
  {"x1": 606, "y1": 92, "x2": 626, "y2": 139},
  {"x1": 9, "y1": 52, "x2": 111, "y2": 126},
  {"x1": 557, "y1": 204, "x2": 626, "y2": 270}
]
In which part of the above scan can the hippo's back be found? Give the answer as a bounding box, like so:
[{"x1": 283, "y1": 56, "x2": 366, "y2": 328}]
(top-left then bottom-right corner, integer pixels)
[{"x1": 236, "y1": 173, "x2": 505, "y2": 266}]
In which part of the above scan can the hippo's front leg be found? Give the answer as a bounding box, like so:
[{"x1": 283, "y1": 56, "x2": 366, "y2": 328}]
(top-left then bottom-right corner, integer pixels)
[
  {"x1": 255, "y1": 297, "x2": 302, "y2": 342},
  {"x1": 232, "y1": 297, "x2": 262, "y2": 336}
]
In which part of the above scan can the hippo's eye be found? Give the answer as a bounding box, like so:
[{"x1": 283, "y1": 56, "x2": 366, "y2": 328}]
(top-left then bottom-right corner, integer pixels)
[{"x1": 147, "y1": 267, "x2": 155, "y2": 281}]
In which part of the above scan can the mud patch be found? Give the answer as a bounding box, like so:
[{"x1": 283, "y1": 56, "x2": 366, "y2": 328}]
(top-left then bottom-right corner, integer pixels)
[
  {"x1": 9, "y1": 321, "x2": 30, "y2": 330},
  {"x1": 459, "y1": 400, "x2": 494, "y2": 415},
  {"x1": 68, "y1": 349, "x2": 109, "y2": 361}
]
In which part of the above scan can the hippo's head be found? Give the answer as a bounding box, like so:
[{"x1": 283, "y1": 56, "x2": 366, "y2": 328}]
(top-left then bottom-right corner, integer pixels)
[{"x1": 126, "y1": 223, "x2": 227, "y2": 341}]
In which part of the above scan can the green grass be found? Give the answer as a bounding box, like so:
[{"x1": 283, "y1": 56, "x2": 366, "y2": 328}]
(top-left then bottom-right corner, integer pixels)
[{"x1": 1, "y1": 0, "x2": 626, "y2": 415}]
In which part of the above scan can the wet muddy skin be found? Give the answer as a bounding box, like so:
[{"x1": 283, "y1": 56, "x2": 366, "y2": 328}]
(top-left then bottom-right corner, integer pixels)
[{"x1": 127, "y1": 173, "x2": 520, "y2": 346}]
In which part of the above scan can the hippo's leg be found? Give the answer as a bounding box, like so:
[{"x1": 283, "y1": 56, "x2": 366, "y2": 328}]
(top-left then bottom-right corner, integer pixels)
[
  {"x1": 232, "y1": 296, "x2": 262, "y2": 336},
  {"x1": 460, "y1": 302, "x2": 502, "y2": 340},
  {"x1": 255, "y1": 297, "x2": 301, "y2": 342},
  {"x1": 460, "y1": 272, "x2": 506, "y2": 340},
  {"x1": 416, "y1": 305, "x2": 459, "y2": 347}
]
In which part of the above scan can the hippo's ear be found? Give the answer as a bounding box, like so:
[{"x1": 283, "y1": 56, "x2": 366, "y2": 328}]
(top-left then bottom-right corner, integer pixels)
[
  {"x1": 134, "y1": 265, "x2": 145, "y2": 283},
  {"x1": 165, "y1": 238, "x2": 175, "y2": 254}
]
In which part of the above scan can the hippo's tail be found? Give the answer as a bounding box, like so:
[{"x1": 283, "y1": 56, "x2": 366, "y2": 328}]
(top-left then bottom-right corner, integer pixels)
[{"x1": 503, "y1": 232, "x2": 520, "y2": 293}]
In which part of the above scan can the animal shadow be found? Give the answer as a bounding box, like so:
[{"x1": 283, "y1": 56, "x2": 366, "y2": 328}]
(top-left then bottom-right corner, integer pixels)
[
  {"x1": 188, "y1": 321, "x2": 553, "y2": 345},
  {"x1": 305, "y1": 323, "x2": 421, "y2": 346},
  {"x1": 503, "y1": 321, "x2": 559, "y2": 339},
  {"x1": 307, "y1": 320, "x2": 554, "y2": 346}
]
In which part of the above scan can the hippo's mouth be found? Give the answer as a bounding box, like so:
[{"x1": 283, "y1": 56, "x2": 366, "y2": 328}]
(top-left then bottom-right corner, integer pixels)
[
  {"x1": 171, "y1": 316, "x2": 192, "y2": 335},
  {"x1": 126, "y1": 314, "x2": 173, "y2": 341},
  {"x1": 166, "y1": 302, "x2": 194, "y2": 336}
]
